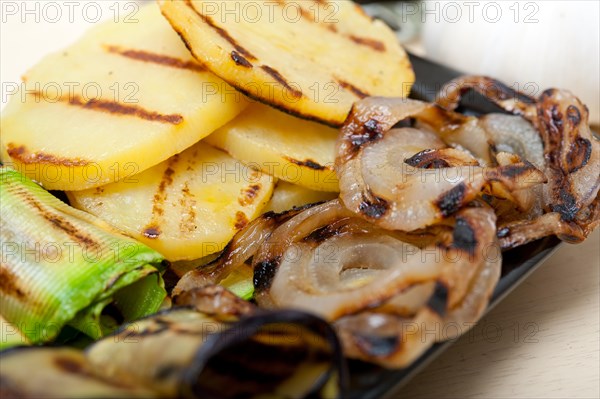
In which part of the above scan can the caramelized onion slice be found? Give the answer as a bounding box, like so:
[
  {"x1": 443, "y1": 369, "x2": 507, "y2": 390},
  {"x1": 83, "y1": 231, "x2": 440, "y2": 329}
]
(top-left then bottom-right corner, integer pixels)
[
  {"x1": 481, "y1": 113, "x2": 545, "y2": 170},
  {"x1": 173, "y1": 208, "x2": 308, "y2": 298},
  {"x1": 266, "y1": 234, "x2": 440, "y2": 320},
  {"x1": 335, "y1": 308, "x2": 441, "y2": 368},
  {"x1": 336, "y1": 98, "x2": 545, "y2": 231},
  {"x1": 435, "y1": 75, "x2": 537, "y2": 119},
  {"x1": 253, "y1": 200, "x2": 446, "y2": 317},
  {"x1": 333, "y1": 206, "x2": 501, "y2": 368},
  {"x1": 436, "y1": 75, "x2": 599, "y2": 246},
  {"x1": 255, "y1": 200, "x2": 501, "y2": 326}
]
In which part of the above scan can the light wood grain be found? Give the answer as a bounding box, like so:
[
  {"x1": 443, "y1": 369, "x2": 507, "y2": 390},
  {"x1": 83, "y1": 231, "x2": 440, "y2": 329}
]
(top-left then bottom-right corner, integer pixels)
[{"x1": 397, "y1": 229, "x2": 600, "y2": 398}]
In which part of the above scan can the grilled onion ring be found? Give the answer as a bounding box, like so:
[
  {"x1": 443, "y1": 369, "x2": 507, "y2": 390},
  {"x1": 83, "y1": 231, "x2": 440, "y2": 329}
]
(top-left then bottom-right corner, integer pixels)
[
  {"x1": 253, "y1": 200, "x2": 500, "y2": 320},
  {"x1": 335, "y1": 97, "x2": 545, "y2": 231},
  {"x1": 173, "y1": 207, "x2": 311, "y2": 298},
  {"x1": 437, "y1": 76, "x2": 600, "y2": 247},
  {"x1": 250, "y1": 199, "x2": 500, "y2": 367}
]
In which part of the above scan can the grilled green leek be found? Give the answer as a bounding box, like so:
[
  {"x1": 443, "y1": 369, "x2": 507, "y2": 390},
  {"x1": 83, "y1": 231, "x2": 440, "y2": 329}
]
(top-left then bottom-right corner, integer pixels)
[{"x1": 0, "y1": 167, "x2": 166, "y2": 348}]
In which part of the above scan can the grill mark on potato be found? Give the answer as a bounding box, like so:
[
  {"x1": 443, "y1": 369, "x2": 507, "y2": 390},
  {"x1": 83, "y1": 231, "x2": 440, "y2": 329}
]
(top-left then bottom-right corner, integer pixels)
[
  {"x1": 284, "y1": 157, "x2": 328, "y2": 171},
  {"x1": 0, "y1": 265, "x2": 26, "y2": 299},
  {"x1": 238, "y1": 183, "x2": 262, "y2": 206},
  {"x1": 348, "y1": 35, "x2": 385, "y2": 52},
  {"x1": 224, "y1": 81, "x2": 340, "y2": 127},
  {"x1": 234, "y1": 211, "x2": 249, "y2": 230},
  {"x1": 104, "y1": 45, "x2": 205, "y2": 72},
  {"x1": 279, "y1": 0, "x2": 368, "y2": 41},
  {"x1": 185, "y1": 0, "x2": 256, "y2": 61},
  {"x1": 6, "y1": 143, "x2": 90, "y2": 167},
  {"x1": 29, "y1": 91, "x2": 183, "y2": 124},
  {"x1": 336, "y1": 78, "x2": 369, "y2": 99},
  {"x1": 179, "y1": 182, "x2": 197, "y2": 233},
  {"x1": 143, "y1": 155, "x2": 180, "y2": 239},
  {"x1": 260, "y1": 65, "x2": 303, "y2": 98},
  {"x1": 435, "y1": 183, "x2": 467, "y2": 217},
  {"x1": 230, "y1": 50, "x2": 253, "y2": 68}
]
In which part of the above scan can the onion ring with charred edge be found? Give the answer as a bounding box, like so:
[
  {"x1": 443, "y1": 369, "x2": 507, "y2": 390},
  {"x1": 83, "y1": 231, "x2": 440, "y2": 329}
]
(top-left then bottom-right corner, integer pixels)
[
  {"x1": 437, "y1": 76, "x2": 600, "y2": 247},
  {"x1": 251, "y1": 199, "x2": 500, "y2": 367},
  {"x1": 335, "y1": 97, "x2": 546, "y2": 231},
  {"x1": 172, "y1": 206, "x2": 316, "y2": 298}
]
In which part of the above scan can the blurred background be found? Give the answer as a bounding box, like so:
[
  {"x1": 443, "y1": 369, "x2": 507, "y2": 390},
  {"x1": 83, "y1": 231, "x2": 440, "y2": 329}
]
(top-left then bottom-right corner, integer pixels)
[{"x1": 360, "y1": 0, "x2": 600, "y2": 127}]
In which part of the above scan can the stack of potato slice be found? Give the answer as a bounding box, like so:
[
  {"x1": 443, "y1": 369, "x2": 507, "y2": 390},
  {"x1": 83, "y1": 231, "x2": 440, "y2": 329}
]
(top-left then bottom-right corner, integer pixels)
[{"x1": 1, "y1": 1, "x2": 414, "y2": 261}]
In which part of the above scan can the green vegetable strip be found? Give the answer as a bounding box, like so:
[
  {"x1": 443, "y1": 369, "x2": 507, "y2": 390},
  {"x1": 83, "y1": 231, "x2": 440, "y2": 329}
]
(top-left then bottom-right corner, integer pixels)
[
  {"x1": 0, "y1": 167, "x2": 166, "y2": 348},
  {"x1": 219, "y1": 263, "x2": 254, "y2": 300}
]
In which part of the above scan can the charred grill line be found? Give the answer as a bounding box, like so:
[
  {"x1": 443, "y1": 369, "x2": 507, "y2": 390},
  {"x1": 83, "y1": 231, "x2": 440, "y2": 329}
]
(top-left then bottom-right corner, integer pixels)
[
  {"x1": 336, "y1": 78, "x2": 369, "y2": 99},
  {"x1": 230, "y1": 51, "x2": 253, "y2": 68},
  {"x1": 105, "y1": 45, "x2": 205, "y2": 72},
  {"x1": 29, "y1": 91, "x2": 183, "y2": 125},
  {"x1": 435, "y1": 183, "x2": 467, "y2": 217},
  {"x1": 285, "y1": 157, "x2": 327, "y2": 171},
  {"x1": 185, "y1": 1, "x2": 257, "y2": 61},
  {"x1": 260, "y1": 65, "x2": 303, "y2": 98},
  {"x1": 6, "y1": 144, "x2": 90, "y2": 167},
  {"x1": 426, "y1": 281, "x2": 449, "y2": 317},
  {"x1": 253, "y1": 257, "x2": 281, "y2": 292}
]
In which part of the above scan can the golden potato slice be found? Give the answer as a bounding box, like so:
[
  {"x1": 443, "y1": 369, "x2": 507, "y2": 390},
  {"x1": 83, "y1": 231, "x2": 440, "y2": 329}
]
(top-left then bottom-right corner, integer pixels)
[
  {"x1": 205, "y1": 103, "x2": 339, "y2": 191},
  {"x1": 265, "y1": 181, "x2": 338, "y2": 213},
  {"x1": 1, "y1": 4, "x2": 249, "y2": 191},
  {"x1": 159, "y1": 0, "x2": 414, "y2": 126},
  {"x1": 68, "y1": 142, "x2": 274, "y2": 261}
]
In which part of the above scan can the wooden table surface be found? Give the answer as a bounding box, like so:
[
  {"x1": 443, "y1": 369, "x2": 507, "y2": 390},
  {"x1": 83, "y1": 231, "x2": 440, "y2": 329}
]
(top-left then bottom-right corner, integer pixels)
[{"x1": 397, "y1": 229, "x2": 600, "y2": 398}]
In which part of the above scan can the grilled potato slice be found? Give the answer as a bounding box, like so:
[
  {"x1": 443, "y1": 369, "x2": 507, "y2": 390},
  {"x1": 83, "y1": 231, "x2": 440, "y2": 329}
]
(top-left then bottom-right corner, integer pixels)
[
  {"x1": 265, "y1": 181, "x2": 338, "y2": 213},
  {"x1": 68, "y1": 142, "x2": 274, "y2": 261},
  {"x1": 205, "y1": 103, "x2": 339, "y2": 191},
  {"x1": 0, "y1": 4, "x2": 249, "y2": 191},
  {"x1": 159, "y1": 0, "x2": 414, "y2": 126}
]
